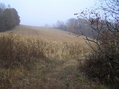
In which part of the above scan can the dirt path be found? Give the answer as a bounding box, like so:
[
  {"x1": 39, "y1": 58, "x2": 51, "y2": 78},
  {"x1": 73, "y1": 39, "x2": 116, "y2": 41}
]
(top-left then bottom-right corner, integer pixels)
[
  {"x1": 12, "y1": 57, "x2": 97, "y2": 89},
  {"x1": 5, "y1": 25, "x2": 108, "y2": 89}
]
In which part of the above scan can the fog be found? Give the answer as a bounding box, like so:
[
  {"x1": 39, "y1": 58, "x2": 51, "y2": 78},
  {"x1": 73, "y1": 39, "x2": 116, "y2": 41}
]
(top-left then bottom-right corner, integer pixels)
[{"x1": 1, "y1": 0, "x2": 97, "y2": 26}]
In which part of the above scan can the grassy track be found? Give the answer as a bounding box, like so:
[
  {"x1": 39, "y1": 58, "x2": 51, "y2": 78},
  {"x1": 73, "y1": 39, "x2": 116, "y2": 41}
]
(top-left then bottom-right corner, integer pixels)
[
  {"x1": 0, "y1": 25, "x2": 108, "y2": 89},
  {"x1": 7, "y1": 25, "x2": 86, "y2": 42}
]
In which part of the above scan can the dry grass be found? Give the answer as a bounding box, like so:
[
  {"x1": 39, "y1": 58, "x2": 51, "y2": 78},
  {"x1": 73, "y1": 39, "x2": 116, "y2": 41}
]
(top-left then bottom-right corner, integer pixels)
[
  {"x1": 7, "y1": 25, "x2": 86, "y2": 42},
  {"x1": 6, "y1": 25, "x2": 92, "y2": 59},
  {"x1": 0, "y1": 25, "x2": 108, "y2": 89},
  {"x1": 0, "y1": 33, "x2": 46, "y2": 89}
]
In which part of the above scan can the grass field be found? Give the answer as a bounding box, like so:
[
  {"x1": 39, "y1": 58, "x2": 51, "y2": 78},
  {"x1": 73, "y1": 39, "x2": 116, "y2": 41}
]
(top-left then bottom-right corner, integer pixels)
[
  {"x1": 0, "y1": 25, "x2": 108, "y2": 89},
  {"x1": 6, "y1": 25, "x2": 92, "y2": 59},
  {"x1": 7, "y1": 25, "x2": 86, "y2": 42}
]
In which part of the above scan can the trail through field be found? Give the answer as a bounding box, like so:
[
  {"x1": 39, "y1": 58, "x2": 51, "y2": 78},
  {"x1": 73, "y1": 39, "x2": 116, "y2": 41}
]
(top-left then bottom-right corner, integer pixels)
[
  {"x1": 7, "y1": 25, "x2": 104, "y2": 89},
  {"x1": 7, "y1": 25, "x2": 86, "y2": 42},
  {"x1": 12, "y1": 58, "x2": 94, "y2": 89}
]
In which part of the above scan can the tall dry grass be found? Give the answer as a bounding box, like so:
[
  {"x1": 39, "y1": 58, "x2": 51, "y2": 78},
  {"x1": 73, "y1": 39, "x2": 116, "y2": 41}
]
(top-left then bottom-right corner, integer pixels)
[
  {"x1": 38, "y1": 41, "x2": 91, "y2": 60},
  {"x1": 0, "y1": 32, "x2": 91, "y2": 89},
  {"x1": 0, "y1": 33, "x2": 44, "y2": 68},
  {"x1": 0, "y1": 33, "x2": 46, "y2": 89}
]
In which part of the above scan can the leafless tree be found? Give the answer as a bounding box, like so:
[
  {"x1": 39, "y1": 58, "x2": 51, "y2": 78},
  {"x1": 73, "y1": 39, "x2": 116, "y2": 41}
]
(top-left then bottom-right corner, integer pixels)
[{"x1": 76, "y1": 0, "x2": 119, "y2": 87}]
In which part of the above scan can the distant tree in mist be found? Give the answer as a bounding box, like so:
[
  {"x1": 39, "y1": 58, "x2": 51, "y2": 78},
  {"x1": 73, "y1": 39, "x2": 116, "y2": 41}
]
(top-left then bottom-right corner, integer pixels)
[
  {"x1": 56, "y1": 18, "x2": 94, "y2": 37},
  {"x1": 66, "y1": 18, "x2": 79, "y2": 32},
  {"x1": 10, "y1": 8, "x2": 20, "y2": 25},
  {"x1": 0, "y1": 3, "x2": 20, "y2": 32},
  {"x1": 56, "y1": 20, "x2": 66, "y2": 30},
  {"x1": 45, "y1": 24, "x2": 49, "y2": 27},
  {"x1": 0, "y1": 3, "x2": 5, "y2": 15}
]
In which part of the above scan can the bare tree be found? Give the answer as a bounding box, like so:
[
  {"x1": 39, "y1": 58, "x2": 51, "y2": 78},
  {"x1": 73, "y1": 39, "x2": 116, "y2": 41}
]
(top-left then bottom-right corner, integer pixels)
[
  {"x1": 0, "y1": 3, "x2": 5, "y2": 15},
  {"x1": 76, "y1": 0, "x2": 119, "y2": 87}
]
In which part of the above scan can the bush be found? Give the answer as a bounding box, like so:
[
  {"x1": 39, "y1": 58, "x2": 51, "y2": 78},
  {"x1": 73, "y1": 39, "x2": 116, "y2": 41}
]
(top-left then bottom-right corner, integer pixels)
[{"x1": 82, "y1": 30, "x2": 119, "y2": 88}]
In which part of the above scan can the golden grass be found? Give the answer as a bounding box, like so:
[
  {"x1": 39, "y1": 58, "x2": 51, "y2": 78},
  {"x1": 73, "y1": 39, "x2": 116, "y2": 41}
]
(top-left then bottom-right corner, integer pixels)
[
  {"x1": 7, "y1": 25, "x2": 86, "y2": 42},
  {"x1": 0, "y1": 25, "x2": 108, "y2": 89},
  {"x1": 0, "y1": 33, "x2": 45, "y2": 88},
  {"x1": 6, "y1": 25, "x2": 92, "y2": 59}
]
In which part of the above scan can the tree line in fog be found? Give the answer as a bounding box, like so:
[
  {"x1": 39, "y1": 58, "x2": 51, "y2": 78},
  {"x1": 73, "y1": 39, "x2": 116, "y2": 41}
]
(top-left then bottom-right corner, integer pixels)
[
  {"x1": 55, "y1": 17, "x2": 117, "y2": 38},
  {"x1": 0, "y1": 3, "x2": 20, "y2": 32},
  {"x1": 55, "y1": 18, "x2": 95, "y2": 38}
]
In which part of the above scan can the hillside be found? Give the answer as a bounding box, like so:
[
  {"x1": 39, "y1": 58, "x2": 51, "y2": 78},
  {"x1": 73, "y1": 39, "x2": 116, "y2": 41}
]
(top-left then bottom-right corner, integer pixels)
[
  {"x1": 0, "y1": 25, "x2": 108, "y2": 89},
  {"x1": 7, "y1": 25, "x2": 85, "y2": 42}
]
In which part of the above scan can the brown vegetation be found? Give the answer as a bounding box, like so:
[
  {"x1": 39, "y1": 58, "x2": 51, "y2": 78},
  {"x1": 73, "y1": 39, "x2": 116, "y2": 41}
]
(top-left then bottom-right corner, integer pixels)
[{"x1": 0, "y1": 25, "x2": 108, "y2": 89}]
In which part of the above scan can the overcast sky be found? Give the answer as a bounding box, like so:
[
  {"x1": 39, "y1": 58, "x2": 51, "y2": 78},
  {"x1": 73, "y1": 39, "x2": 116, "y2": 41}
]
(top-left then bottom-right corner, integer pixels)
[{"x1": 1, "y1": 0, "x2": 98, "y2": 26}]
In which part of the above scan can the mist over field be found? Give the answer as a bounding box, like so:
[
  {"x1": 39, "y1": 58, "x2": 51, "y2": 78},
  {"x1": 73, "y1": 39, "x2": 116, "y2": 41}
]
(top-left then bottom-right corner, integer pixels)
[
  {"x1": 1, "y1": 0, "x2": 97, "y2": 26},
  {"x1": 0, "y1": 0, "x2": 119, "y2": 89}
]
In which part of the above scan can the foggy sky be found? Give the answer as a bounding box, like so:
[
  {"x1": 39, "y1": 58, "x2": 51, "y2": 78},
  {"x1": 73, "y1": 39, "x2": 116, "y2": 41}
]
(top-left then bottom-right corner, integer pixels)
[{"x1": 1, "y1": 0, "x2": 97, "y2": 26}]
